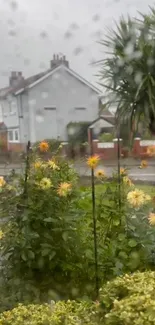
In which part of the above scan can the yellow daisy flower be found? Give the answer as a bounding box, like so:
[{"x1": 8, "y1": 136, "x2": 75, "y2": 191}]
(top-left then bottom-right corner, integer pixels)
[
  {"x1": 120, "y1": 168, "x2": 127, "y2": 176},
  {"x1": 39, "y1": 178, "x2": 52, "y2": 190},
  {"x1": 57, "y1": 182, "x2": 72, "y2": 197},
  {"x1": 140, "y1": 160, "x2": 148, "y2": 168},
  {"x1": 0, "y1": 176, "x2": 6, "y2": 187},
  {"x1": 123, "y1": 176, "x2": 133, "y2": 187},
  {"x1": 48, "y1": 159, "x2": 60, "y2": 170},
  {"x1": 39, "y1": 141, "x2": 49, "y2": 152},
  {"x1": 95, "y1": 169, "x2": 106, "y2": 179},
  {"x1": 148, "y1": 213, "x2": 155, "y2": 226},
  {"x1": 127, "y1": 189, "x2": 145, "y2": 208},
  {"x1": 34, "y1": 160, "x2": 42, "y2": 169},
  {"x1": 87, "y1": 155, "x2": 100, "y2": 169},
  {"x1": 147, "y1": 145, "x2": 155, "y2": 157}
]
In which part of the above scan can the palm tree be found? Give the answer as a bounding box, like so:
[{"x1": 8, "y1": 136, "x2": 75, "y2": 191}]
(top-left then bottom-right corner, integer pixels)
[{"x1": 98, "y1": 8, "x2": 155, "y2": 134}]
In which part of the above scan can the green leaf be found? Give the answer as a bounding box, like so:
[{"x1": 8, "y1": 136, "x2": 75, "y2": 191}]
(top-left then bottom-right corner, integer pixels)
[
  {"x1": 42, "y1": 248, "x2": 51, "y2": 257},
  {"x1": 38, "y1": 257, "x2": 44, "y2": 269},
  {"x1": 118, "y1": 234, "x2": 126, "y2": 241},
  {"x1": 113, "y1": 219, "x2": 120, "y2": 226},
  {"x1": 128, "y1": 239, "x2": 137, "y2": 247},
  {"x1": 49, "y1": 251, "x2": 56, "y2": 260},
  {"x1": 44, "y1": 217, "x2": 54, "y2": 222},
  {"x1": 62, "y1": 232, "x2": 68, "y2": 241},
  {"x1": 28, "y1": 250, "x2": 35, "y2": 259},
  {"x1": 21, "y1": 252, "x2": 27, "y2": 261},
  {"x1": 118, "y1": 251, "x2": 128, "y2": 259}
]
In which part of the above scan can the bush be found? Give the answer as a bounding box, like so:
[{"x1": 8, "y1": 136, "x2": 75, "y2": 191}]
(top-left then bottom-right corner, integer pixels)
[
  {"x1": 34, "y1": 139, "x2": 61, "y2": 155},
  {"x1": 0, "y1": 143, "x2": 89, "y2": 307},
  {"x1": 99, "y1": 271, "x2": 155, "y2": 324},
  {"x1": 0, "y1": 301, "x2": 98, "y2": 325},
  {"x1": 98, "y1": 133, "x2": 114, "y2": 142}
]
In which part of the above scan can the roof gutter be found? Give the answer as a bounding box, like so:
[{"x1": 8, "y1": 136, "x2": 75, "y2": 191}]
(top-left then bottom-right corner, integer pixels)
[{"x1": 14, "y1": 88, "x2": 25, "y2": 96}]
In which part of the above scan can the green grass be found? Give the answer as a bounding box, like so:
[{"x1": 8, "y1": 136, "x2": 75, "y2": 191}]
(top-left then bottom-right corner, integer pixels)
[{"x1": 81, "y1": 183, "x2": 155, "y2": 196}]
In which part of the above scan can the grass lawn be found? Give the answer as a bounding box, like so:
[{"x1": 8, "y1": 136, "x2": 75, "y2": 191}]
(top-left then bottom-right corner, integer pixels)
[{"x1": 81, "y1": 183, "x2": 155, "y2": 195}]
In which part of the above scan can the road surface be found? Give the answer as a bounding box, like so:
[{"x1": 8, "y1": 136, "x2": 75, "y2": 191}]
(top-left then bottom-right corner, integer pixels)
[
  {"x1": 0, "y1": 163, "x2": 155, "y2": 182},
  {"x1": 75, "y1": 164, "x2": 155, "y2": 182}
]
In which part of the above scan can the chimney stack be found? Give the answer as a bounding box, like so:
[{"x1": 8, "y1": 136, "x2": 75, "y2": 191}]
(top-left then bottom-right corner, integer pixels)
[
  {"x1": 50, "y1": 54, "x2": 69, "y2": 69},
  {"x1": 9, "y1": 71, "x2": 24, "y2": 88}
]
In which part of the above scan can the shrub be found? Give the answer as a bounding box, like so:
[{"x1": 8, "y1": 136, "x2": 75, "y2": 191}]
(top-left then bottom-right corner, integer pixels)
[
  {"x1": 98, "y1": 133, "x2": 114, "y2": 142},
  {"x1": 0, "y1": 301, "x2": 98, "y2": 325},
  {"x1": 99, "y1": 271, "x2": 155, "y2": 324},
  {"x1": 0, "y1": 143, "x2": 89, "y2": 307}
]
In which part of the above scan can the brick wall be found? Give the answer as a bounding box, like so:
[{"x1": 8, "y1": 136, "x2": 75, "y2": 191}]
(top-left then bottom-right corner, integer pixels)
[
  {"x1": 92, "y1": 139, "x2": 123, "y2": 160},
  {"x1": 8, "y1": 143, "x2": 26, "y2": 152}
]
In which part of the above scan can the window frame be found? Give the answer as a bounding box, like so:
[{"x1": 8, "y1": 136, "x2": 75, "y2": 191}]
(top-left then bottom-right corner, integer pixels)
[
  {"x1": 9, "y1": 100, "x2": 17, "y2": 115},
  {"x1": 8, "y1": 129, "x2": 19, "y2": 143}
]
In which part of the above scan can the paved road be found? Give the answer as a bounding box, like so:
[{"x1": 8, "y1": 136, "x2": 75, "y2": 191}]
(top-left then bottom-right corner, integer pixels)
[
  {"x1": 75, "y1": 165, "x2": 155, "y2": 182},
  {"x1": 0, "y1": 163, "x2": 155, "y2": 182}
]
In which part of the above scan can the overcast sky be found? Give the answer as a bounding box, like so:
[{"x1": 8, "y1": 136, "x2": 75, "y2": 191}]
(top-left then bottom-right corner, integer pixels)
[{"x1": 0, "y1": 0, "x2": 154, "y2": 88}]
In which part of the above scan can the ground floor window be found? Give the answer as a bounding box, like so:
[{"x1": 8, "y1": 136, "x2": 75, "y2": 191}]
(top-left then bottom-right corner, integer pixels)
[{"x1": 8, "y1": 129, "x2": 19, "y2": 142}]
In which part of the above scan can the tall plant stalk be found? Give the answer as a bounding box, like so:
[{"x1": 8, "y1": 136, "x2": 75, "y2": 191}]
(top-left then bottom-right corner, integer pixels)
[
  {"x1": 23, "y1": 141, "x2": 31, "y2": 198},
  {"x1": 89, "y1": 127, "x2": 99, "y2": 298}
]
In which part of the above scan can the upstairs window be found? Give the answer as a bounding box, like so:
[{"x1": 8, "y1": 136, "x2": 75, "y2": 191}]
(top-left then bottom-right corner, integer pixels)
[
  {"x1": 44, "y1": 107, "x2": 56, "y2": 111},
  {"x1": 9, "y1": 101, "x2": 17, "y2": 115},
  {"x1": 75, "y1": 107, "x2": 86, "y2": 110}
]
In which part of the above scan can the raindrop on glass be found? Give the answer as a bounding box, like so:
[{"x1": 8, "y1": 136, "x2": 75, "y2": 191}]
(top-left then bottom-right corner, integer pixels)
[
  {"x1": 41, "y1": 92, "x2": 48, "y2": 99},
  {"x1": 70, "y1": 23, "x2": 79, "y2": 31},
  {"x1": 10, "y1": 1, "x2": 18, "y2": 11},
  {"x1": 134, "y1": 72, "x2": 142, "y2": 85},
  {"x1": 124, "y1": 42, "x2": 134, "y2": 57},
  {"x1": 8, "y1": 29, "x2": 17, "y2": 37},
  {"x1": 23, "y1": 58, "x2": 30, "y2": 66},
  {"x1": 73, "y1": 47, "x2": 83, "y2": 56},
  {"x1": 92, "y1": 14, "x2": 100, "y2": 22},
  {"x1": 147, "y1": 58, "x2": 154, "y2": 66},
  {"x1": 40, "y1": 31, "x2": 48, "y2": 39},
  {"x1": 64, "y1": 31, "x2": 72, "y2": 39},
  {"x1": 29, "y1": 99, "x2": 36, "y2": 107}
]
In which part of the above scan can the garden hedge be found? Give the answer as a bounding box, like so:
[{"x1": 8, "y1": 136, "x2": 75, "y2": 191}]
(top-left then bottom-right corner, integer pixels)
[
  {"x1": 0, "y1": 300, "x2": 98, "y2": 325},
  {"x1": 99, "y1": 271, "x2": 155, "y2": 324}
]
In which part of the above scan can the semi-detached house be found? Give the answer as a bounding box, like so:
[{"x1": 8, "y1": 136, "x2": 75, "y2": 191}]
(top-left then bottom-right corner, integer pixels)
[{"x1": 0, "y1": 54, "x2": 113, "y2": 152}]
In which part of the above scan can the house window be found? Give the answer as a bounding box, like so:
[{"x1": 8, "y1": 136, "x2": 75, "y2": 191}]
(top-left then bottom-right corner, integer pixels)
[
  {"x1": 75, "y1": 107, "x2": 86, "y2": 110},
  {"x1": 8, "y1": 130, "x2": 13, "y2": 142},
  {"x1": 44, "y1": 107, "x2": 56, "y2": 110},
  {"x1": 8, "y1": 129, "x2": 19, "y2": 142},
  {"x1": 9, "y1": 101, "x2": 17, "y2": 115}
]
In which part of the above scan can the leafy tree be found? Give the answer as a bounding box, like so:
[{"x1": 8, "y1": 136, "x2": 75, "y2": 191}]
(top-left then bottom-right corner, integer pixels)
[{"x1": 98, "y1": 8, "x2": 155, "y2": 134}]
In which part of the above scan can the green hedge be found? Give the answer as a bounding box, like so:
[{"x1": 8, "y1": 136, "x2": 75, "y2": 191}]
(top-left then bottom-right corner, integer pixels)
[
  {"x1": 0, "y1": 301, "x2": 98, "y2": 325},
  {"x1": 99, "y1": 271, "x2": 155, "y2": 324}
]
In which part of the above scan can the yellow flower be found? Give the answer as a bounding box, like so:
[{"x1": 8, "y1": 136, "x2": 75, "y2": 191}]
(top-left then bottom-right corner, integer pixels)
[
  {"x1": 39, "y1": 141, "x2": 49, "y2": 152},
  {"x1": 120, "y1": 168, "x2": 127, "y2": 176},
  {"x1": 0, "y1": 230, "x2": 4, "y2": 239},
  {"x1": 148, "y1": 213, "x2": 155, "y2": 226},
  {"x1": 140, "y1": 160, "x2": 148, "y2": 168},
  {"x1": 127, "y1": 189, "x2": 145, "y2": 208},
  {"x1": 39, "y1": 177, "x2": 52, "y2": 190},
  {"x1": 0, "y1": 176, "x2": 6, "y2": 187},
  {"x1": 87, "y1": 155, "x2": 100, "y2": 169},
  {"x1": 143, "y1": 194, "x2": 151, "y2": 202},
  {"x1": 48, "y1": 159, "x2": 60, "y2": 170},
  {"x1": 95, "y1": 169, "x2": 106, "y2": 179},
  {"x1": 57, "y1": 182, "x2": 72, "y2": 197},
  {"x1": 34, "y1": 160, "x2": 42, "y2": 169},
  {"x1": 123, "y1": 176, "x2": 133, "y2": 187},
  {"x1": 147, "y1": 145, "x2": 155, "y2": 157}
]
